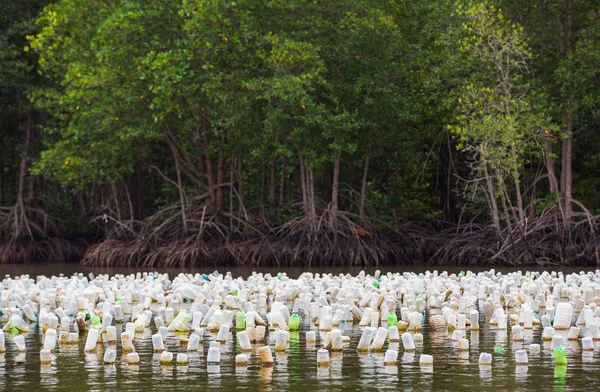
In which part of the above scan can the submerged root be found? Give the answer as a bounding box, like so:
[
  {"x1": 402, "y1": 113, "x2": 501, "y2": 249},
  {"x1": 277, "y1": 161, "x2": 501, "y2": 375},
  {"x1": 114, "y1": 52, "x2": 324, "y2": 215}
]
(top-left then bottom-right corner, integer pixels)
[{"x1": 82, "y1": 209, "x2": 422, "y2": 267}]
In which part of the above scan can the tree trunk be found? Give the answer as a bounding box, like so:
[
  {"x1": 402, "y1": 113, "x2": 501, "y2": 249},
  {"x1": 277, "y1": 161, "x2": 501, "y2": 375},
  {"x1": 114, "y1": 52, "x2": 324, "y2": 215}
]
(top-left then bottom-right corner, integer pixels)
[
  {"x1": 483, "y1": 161, "x2": 501, "y2": 235},
  {"x1": 0, "y1": 159, "x2": 4, "y2": 206},
  {"x1": 269, "y1": 157, "x2": 276, "y2": 212},
  {"x1": 330, "y1": 151, "x2": 341, "y2": 225},
  {"x1": 279, "y1": 157, "x2": 286, "y2": 207},
  {"x1": 260, "y1": 163, "x2": 266, "y2": 221},
  {"x1": 359, "y1": 154, "x2": 369, "y2": 220},
  {"x1": 299, "y1": 156, "x2": 308, "y2": 217},
  {"x1": 169, "y1": 143, "x2": 188, "y2": 234},
  {"x1": 216, "y1": 145, "x2": 225, "y2": 213},
  {"x1": 558, "y1": 1, "x2": 573, "y2": 226},
  {"x1": 238, "y1": 149, "x2": 244, "y2": 217}
]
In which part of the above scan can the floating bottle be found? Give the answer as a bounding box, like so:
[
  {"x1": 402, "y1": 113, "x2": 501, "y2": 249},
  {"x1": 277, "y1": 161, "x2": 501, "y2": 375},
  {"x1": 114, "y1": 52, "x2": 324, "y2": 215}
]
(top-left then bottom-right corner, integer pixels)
[
  {"x1": 515, "y1": 349, "x2": 528, "y2": 365},
  {"x1": 542, "y1": 326, "x2": 555, "y2": 341},
  {"x1": 106, "y1": 326, "x2": 117, "y2": 343},
  {"x1": 371, "y1": 327, "x2": 389, "y2": 351},
  {"x1": 288, "y1": 314, "x2": 300, "y2": 331},
  {"x1": 259, "y1": 346, "x2": 274, "y2": 366},
  {"x1": 457, "y1": 338, "x2": 469, "y2": 351},
  {"x1": 40, "y1": 349, "x2": 51, "y2": 365},
  {"x1": 176, "y1": 353, "x2": 189, "y2": 365},
  {"x1": 237, "y1": 330, "x2": 252, "y2": 351},
  {"x1": 512, "y1": 325, "x2": 524, "y2": 341},
  {"x1": 0, "y1": 330, "x2": 6, "y2": 352},
  {"x1": 553, "y1": 303, "x2": 573, "y2": 330},
  {"x1": 469, "y1": 310, "x2": 480, "y2": 331},
  {"x1": 306, "y1": 331, "x2": 317, "y2": 343},
  {"x1": 216, "y1": 324, "x2": 230, "y2": 343},
  {"x1": 567, "y1": 326, "x2": 579, "y2": 341},
  {"x1": 235, "y1": 354, "x2": 248, "y2": 366},
  {"x1": 330, "y1": 329, "x2": 343, "y2": 351},
  {"x1": 127, "y1": 352, "x2": 140, "y2": 364},
  {"x1": 384, "y1": 349, "x2": 398, "y2": 365},
  {"x1": 553, "y1": 347, "x2": 567, "y2": 365},
  {"x1": 236, "y1": 311, "x2": 246, "y2": 330},
  {"x1": 103, "y1": 349, "x2": 116, "y2": 364},
  {"x1": 317, "y1": 349, "x2": 330, "y2": 366},
  {"x1": 389, "y1": 326, "x2": 400, "y2": 342},
  {"x1": 160, "y1": 351, "x2": 173, "y2": 364},
  {"x1": 85, "y1": 329, "x2": 99, "y2": 351},
  {"x1": 152, "y1": 333, "x2": 165, "y2": 352},
  {"x1": 387, "y1": 312, "x2": 398, "y2": 326},
  {"x1": 551, "y1": 335, "x2": 564, "y2": 350},
  {"x1": 529, "y1": 344, "x2": 541, "y2": 353},
  {"x1": 121, "y1": 332, "x2": 134, "y2": 352},
  {"x1": 582, "y1": 336, "x2": 594, "y2": 351},
  {"x1": 15, "y1": 335, "x2": 26, "y2": 352},
  {"x1": 402, "y1": 332, "x2": 416, "y2": 352},
  {"x1": 478, "y1": 352, "x2": 492, "y2": 365}
]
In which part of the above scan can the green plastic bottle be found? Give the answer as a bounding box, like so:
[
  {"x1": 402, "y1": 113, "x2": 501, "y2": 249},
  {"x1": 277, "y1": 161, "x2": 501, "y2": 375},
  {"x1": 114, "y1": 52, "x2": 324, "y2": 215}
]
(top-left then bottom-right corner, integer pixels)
[
  {"x1": 236, "y1": 310, "x2": 246, "y2": 330},
  {"x1": 91, "y1": 315, "x2": 101, "y2": 326},
  {"x1": 493, "y1": 347, "x2": 504, "y2": 354},
  {"x1": 553, "y1": 347, "x2": 567, "y2": 365},
  {"x1": 387, "y1": 312, "x2": 398, "y2": 326},
  {"x1": 289, "y1": 314, "x2": 300, "y2": 331}
]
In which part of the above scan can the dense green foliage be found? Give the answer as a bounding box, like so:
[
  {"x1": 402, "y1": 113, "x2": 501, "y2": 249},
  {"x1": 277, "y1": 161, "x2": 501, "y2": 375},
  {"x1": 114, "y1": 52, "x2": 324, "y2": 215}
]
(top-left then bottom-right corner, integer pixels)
[{"x1": 1, "y1": 0, "x2": 600, "y2": 265}]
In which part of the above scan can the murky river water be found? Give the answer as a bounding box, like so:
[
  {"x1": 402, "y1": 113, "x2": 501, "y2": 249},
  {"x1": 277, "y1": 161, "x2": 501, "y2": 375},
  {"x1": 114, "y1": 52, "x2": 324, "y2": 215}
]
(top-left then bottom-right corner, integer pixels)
[{"x1": 0, "y1": 264, "x2": 598, "y2": 391}]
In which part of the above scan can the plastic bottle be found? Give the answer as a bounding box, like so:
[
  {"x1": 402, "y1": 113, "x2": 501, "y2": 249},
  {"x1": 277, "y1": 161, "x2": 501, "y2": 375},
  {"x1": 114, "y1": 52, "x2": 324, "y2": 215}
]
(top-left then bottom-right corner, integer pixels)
[
  {"x1": 152, "y1": 333, "x2": 165, "y2": 352},
  {"x1": 551, "y1": 335, "x2": 563, "y2": 350},
  {"x1": 515, "y1": 349, "x2": 528, "y2": 365},
  {"x1": 176, "y1": 353, "x2": 189, "y2": 365},
  {"x1": 104, "y1": 349, "x2": 117, "y2": 364},
  {"x1": 389, "y1": 326, "x2": 400, "y2": 342},
  {"x1": 106, "y1": 326, "x2": 117, "y2": 343},
  {"x1": 160, "y1": 351, "x2": 173, "y2": 364},
  {"x1": 237, "y1": 330, "x2": 252, "y2": 351},
  {"x1": 317, "y1": 349, "x2": 330, "y2": 366},
  {"x1": 478, "y1": 352, "x2": 492, "y2": 365},
  {"x1": 288, "y1": 314, "x2": 300, "y2": 331},
  {"x1": 275, "y1": 330, "x2": 289, "y2": 352},
  {"x1": 553, "y1": 303, "x2": 573, "y2": 330},
  {"x1": 384, "y1": 349, "x2": 398, "y2": 365},
  {"x1": 387, "y1": 312, "x2": 398, "y2": 326},
  {"x1": 121, "y1": 332, "x2": 134, "y2": 352},
  {"x1": 236, "y1": 311, "x2": 246, "y2": 330},
  {"x1": 582, "y1": 336, "x2": 594, "y2": 351},
  {"x1": 357, "y1": 327, "x2": 376, "y2": 352},
  {"x1": 306, "y1": 331, "x2": 317, "y2": 343},
  {"x1": 235, "y1": 354, "x2": 248, "y2": 366},
  {"x1": 40, "y1": 349, "x2": 51, "y2": 365},
  {"x1": 553, "y1": 347, "x2": 567, "y2": 365},
  {"x1": 567, "y1": 326, "x2": 579, "y2": 341},
  {"x1": 529, "y1": 344, "x2": 541, "y2": 353},
  {"x1": 216, "y1": 324, "x2": 230, "y2": 343},
  {"x1": 457, "y1": 338, "x2": 469, "y2": 351},
  {"x1": 15, "y1": 335, "x2": 26, "y2": 352},
  {"x1": 469, "y1": 310, "x2": 480, "y2": 331},
  {"x1": 542, "y1": 326, "x2": 555, "y2": 341},
  {"x1": 259, "y1": 346, "x2": 274, "y2": 366},
  {"x1": 127, "y1": 352, "x2": 140, "y2": 364},
  {"x1": 370, "y1": 327, "x2": 389, "y2": 351},
  {"x1": 402, "y1": 332, "x2": 416, "y2": 352},
  {"x1": 330, "y1": 329, "x2": 343, "y2": 351},
  {"x1": 85, "y1": 329, "x2": 99, "y2": 351}
]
